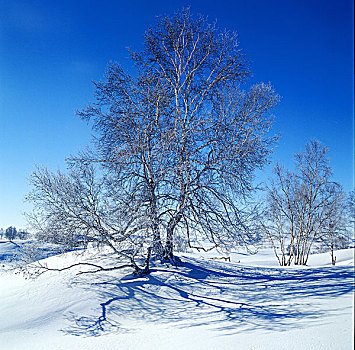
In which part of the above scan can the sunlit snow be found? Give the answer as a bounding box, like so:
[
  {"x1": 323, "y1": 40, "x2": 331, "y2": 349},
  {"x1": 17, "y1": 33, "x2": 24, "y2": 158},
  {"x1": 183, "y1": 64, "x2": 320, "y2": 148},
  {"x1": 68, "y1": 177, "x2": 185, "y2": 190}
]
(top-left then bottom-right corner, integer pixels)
[{"x1": 0, "y1": 242, "x2": 353, "y2": 350}]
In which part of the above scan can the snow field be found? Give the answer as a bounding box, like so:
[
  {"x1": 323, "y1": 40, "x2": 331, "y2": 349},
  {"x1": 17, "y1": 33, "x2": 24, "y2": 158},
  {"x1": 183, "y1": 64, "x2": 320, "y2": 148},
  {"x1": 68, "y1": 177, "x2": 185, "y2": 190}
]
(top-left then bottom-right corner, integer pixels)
[{"x1": 0, "y1": 246, "x2": 353, "y2": 349}]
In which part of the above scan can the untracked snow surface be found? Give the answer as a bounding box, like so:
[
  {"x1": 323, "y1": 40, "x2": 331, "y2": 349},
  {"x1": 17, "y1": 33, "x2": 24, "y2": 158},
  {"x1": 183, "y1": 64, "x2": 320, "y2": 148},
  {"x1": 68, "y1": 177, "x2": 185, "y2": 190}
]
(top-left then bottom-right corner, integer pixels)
[{"x1": 0, "y1": 245, "x2": 353, "y2": 350}]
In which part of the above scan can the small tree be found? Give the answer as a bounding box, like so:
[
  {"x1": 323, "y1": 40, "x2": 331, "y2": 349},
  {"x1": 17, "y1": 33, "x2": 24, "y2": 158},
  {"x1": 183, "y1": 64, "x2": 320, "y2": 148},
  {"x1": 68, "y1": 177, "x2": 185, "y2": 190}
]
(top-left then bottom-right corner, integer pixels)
[
  {"x1": 5, "y1": 226, "x2": 17, "y2": 240},
  {"x1": 17, "y1": 230, "x2": 31, "y2": 240},
  {"x1": 317, "y1": 188, "x2": 351, "y2": 265},
  {"x1": 262, "y1": 140, "x2": 349, "y2": 266}
]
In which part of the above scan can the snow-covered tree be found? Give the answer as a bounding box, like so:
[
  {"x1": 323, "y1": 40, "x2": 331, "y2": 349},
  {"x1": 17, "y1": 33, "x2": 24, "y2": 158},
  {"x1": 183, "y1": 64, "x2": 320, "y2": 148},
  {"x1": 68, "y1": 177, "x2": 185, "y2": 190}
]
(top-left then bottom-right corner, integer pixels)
[
  {"x1": 261, "y1": 139, "x2": 350, "y2": 266},
  {"x1": 5, "y1": 226, "x2": 17, "y2": 240},
  {"x1": 26, "y1": 8, "x2": 279, "y2": 273},
  {"x1": 77, "y1": 8, "x2": 279, "y2": 261}
]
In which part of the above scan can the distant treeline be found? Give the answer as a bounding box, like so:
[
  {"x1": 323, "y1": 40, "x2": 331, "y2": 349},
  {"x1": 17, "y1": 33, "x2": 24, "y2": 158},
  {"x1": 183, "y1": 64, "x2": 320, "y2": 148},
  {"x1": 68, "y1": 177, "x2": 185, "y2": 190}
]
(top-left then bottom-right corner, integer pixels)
[{"x1": 0, "y1": 227, "x2": 31, "y2": 240}]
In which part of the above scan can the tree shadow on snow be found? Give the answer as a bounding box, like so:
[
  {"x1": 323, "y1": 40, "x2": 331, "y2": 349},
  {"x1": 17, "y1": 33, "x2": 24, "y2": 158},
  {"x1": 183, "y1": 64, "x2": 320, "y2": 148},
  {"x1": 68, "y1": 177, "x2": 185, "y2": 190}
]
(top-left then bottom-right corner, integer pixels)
[{"x1": 61, "y1": 256, "x2": 354, "y2": 337}]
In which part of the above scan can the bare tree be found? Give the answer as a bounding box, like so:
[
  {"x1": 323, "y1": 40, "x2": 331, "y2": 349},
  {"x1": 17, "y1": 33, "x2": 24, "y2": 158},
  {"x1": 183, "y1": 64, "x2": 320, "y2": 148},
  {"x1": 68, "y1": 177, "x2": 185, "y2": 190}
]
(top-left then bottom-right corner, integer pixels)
[
  {"x1": 262, "y1": 139, "x2": 349, "y2": 266},
  {"x1": 317, "y1": 189, "x2": 353, "y2": 264},
  {"x1": 76, "y1": 65, "x2": 172, "y2": 257},
  {"x1": 261, "y1": 164, "x2": 298, "y2": 266},
  {"x1": 127, "y1": 8, "x2": 279, "y2": 259},
  {"x1": 26, "y1": 8, "x2": 279, "y2": 271},
  {"x1": 26, "y1": 164, "x2": 153, "y2": 274}
]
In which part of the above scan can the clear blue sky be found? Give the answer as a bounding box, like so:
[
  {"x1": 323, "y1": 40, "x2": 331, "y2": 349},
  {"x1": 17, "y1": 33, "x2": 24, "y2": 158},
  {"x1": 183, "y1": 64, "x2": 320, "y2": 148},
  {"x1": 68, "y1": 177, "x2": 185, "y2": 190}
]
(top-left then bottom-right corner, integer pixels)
[{"x1": 0, "y1": 0, "x2": 353, "y2": 229}]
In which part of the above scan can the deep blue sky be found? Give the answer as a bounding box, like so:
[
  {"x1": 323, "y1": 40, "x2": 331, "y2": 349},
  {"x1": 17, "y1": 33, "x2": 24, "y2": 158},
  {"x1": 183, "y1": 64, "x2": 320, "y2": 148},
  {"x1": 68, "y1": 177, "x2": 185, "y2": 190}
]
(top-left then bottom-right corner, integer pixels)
[{"x1": 0, "y1": 0, "x2": 353, "y2": 229}]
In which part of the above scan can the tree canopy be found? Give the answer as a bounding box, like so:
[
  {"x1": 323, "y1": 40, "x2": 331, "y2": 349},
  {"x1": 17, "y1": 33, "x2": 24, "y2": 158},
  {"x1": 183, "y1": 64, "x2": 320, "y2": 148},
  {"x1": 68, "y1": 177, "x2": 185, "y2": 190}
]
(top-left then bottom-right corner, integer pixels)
[{"x1": 27, "y1": 8, "x2": 279, "y2": 273}]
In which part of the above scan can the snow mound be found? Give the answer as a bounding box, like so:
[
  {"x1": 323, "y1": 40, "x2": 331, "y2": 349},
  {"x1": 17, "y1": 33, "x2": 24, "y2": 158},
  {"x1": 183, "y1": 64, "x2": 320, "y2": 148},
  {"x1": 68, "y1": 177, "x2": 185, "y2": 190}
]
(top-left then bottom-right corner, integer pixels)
[{"x1": 0, "y1": 247, "x2": 353, "y2": 349}]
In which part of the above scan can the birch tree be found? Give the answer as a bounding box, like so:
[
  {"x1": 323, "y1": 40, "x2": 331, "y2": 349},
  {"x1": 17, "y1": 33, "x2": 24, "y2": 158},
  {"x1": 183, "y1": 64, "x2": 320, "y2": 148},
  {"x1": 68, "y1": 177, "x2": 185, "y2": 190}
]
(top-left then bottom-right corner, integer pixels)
[
  {"x1": 262, "y1": 139, "x2": 349, "y2": 266},
  {"x1": 127, "y1": 8, "x2": 279, "y2": 259},
  {"x1": 27, "y1": 8, "x2": 279, "y2": 270}
]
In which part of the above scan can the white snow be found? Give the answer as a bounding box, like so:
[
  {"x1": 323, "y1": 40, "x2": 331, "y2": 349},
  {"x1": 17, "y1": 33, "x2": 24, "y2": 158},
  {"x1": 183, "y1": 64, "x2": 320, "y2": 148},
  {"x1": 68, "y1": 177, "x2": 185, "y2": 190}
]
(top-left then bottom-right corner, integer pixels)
[{"x1": 0, "y1": 245, "x2": 353, "y2": 350}]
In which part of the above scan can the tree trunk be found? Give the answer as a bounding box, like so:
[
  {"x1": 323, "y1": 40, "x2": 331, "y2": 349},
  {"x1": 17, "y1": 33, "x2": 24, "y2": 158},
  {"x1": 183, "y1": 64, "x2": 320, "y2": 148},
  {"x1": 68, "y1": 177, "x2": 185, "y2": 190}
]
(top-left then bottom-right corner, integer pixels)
[
  {"x1": 164, "y1": 212, "x2": 183, "y2": 261},
  {"x1": 164, "y1": 226, "x2": 174, "y2": 260},
  {"x1": 148, "y1": 183, "x2": 163, "y2": 257},
  {"x1": 331, "y1": 243, "x2": 336, "y2": 265},
  {"x1": 152, "y1": 214, "x2": 163, "y2": 257},
  {"x1": 152, "y1": 231, "x2": 163, "y2": 256},
  {"x1": 132, "y1": 247, "x2": 152, "y2": 275}
]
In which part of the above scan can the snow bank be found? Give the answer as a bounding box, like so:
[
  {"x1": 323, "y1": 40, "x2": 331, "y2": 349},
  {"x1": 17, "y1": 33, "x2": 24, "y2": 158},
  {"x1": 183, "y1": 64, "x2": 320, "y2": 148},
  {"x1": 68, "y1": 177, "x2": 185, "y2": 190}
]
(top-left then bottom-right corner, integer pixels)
[{"x1": 0, "y1": 247, "x2": 353, "y2": 349}]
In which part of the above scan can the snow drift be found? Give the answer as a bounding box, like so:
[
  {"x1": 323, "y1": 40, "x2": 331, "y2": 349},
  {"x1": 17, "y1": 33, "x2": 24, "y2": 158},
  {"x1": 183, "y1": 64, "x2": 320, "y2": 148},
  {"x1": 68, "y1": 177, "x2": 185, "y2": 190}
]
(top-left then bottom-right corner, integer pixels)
[{"x1": 0, "y1": 246, "x2": 353, "y2": 350}]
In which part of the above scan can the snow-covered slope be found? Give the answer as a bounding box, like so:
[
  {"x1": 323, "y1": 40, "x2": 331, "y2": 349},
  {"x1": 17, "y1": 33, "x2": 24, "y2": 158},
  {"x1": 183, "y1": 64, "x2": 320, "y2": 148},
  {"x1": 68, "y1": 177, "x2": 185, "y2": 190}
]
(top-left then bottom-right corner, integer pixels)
[
  {"x1": 0, "y1": 247, "x2": 353, "y2": 350},
  {"x1": 0, "y1": 240, "x2": 62, "y2": 265}
]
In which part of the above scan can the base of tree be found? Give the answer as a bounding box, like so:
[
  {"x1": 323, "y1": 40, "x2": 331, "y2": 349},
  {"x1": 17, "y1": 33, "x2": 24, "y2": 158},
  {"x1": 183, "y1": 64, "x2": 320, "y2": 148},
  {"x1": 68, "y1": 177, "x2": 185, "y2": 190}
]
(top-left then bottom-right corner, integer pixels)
[{"x1": 161, "y1": 253, "x2": 182, "y2": 266}]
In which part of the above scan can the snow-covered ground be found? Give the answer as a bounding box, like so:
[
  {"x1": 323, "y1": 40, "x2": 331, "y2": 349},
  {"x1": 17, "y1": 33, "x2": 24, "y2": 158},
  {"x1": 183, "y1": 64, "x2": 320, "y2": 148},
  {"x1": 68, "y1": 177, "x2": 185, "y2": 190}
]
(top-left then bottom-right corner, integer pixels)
[
  {"x1": 0, "y1": 240, "x2": 63, "y2": 265},
  {"x1": 0, "y1": 244, "x2": 353, "y2": 350}
]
